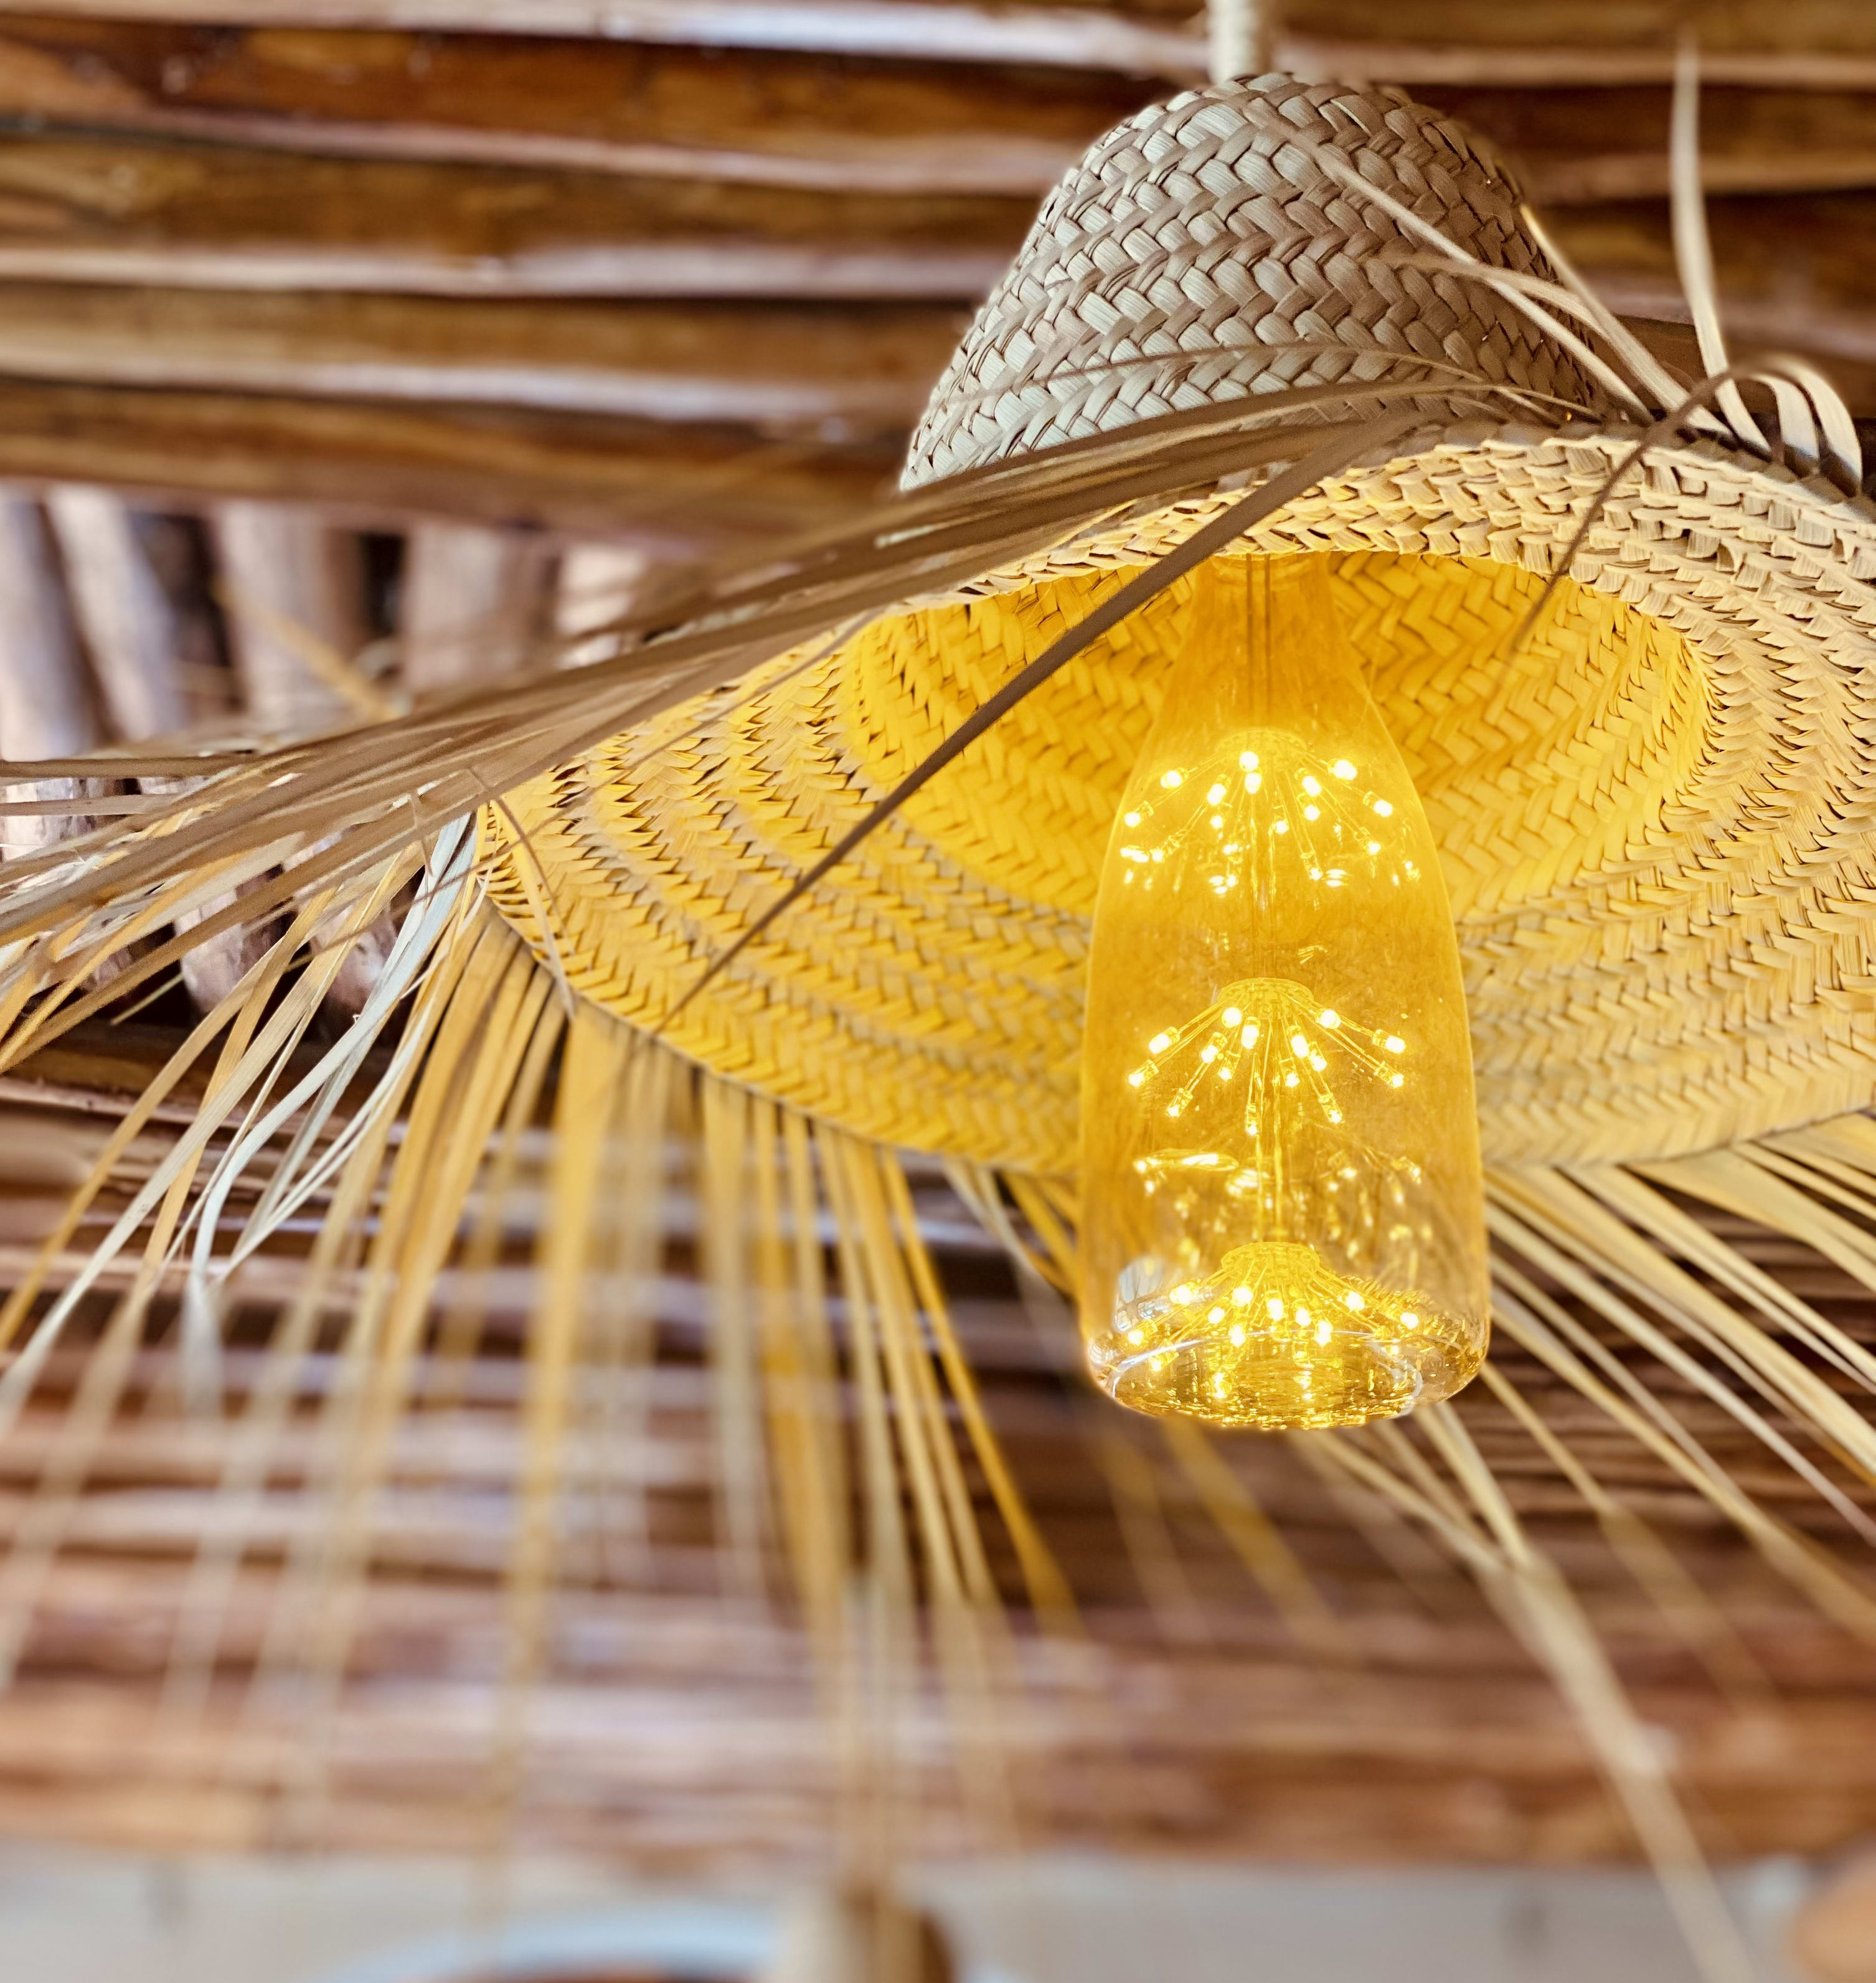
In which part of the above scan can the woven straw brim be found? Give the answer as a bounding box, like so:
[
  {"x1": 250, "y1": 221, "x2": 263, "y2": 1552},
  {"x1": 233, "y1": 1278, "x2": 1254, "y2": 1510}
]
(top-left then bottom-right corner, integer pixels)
[{"x1": 483, "y1": 421, "x2": 1876, "y2": 1175}]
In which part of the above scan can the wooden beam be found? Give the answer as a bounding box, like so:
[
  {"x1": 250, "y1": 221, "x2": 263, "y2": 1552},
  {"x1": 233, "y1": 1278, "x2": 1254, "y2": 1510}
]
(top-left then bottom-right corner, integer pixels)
[
  {"x1": 9, "y1": 1, "x2": 1876, "y2": 84},
  {"x1": 0, "y1": 0, "x2": 1209, "y2": 75},
  {"x1": 174, "y1": 504, "x2": 372, "y2": 1004},
  {"x1": 1547, "y1": 194, "x2": 1876, "y2": 382},
  {"x1": 557, "y1": 542, "x2": 652, "y2": 666},
  {"x1": 1423, "y1": 87, "x2": 1876, "y2": 203},
  {"x1": 1288, "y1": 38, "x2": 1876, "y2": 90},
  {"x1": 1, "y1": 25, "x2": 1869, "y2": 225},
  {"x1": 0, "y1": 498, "x2": 92, "y2": 763},
  {"x1": 0, "y1": 495, "x2": 97, "y2": 853},
  {"x1": 211, "y1": 502, "x2": 366, "y2": 735},
  {"x1": 1280, "y1": 0, "x2": 1876, "y2": 89},
  {"x1": 0, "y1": 19, "x2": 1148, "y2": 194},
  {"x1": 398, "y1": 521, "x2": 557, "y2": 690},
  {"x1": 44, "y1": 488, "x2": 196, "y2": 740},
  {"x1": 0, "y1": 133, "x2": 1030, "y2": 298},
  {"x1": 0, "y1": 380, "x2": 898, "y2": 549},
  {"x1": 0, "y1": 285, "x2": 965, "y2": 426}
]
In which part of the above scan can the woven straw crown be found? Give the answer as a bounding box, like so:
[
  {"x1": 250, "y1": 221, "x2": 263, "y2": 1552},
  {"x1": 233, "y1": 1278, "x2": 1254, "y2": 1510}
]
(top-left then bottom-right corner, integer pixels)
[
  {"x1": 903, "y1": 77, "x2": 1599, "y2": 481},
  {"x1": 483, "y1": 78, "x2": 1876, "y2": 1178}
]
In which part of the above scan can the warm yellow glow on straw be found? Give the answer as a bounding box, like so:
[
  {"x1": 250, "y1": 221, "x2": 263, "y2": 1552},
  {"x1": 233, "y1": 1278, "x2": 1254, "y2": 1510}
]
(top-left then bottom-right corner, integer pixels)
[{"x1": 1080, "y1": 555, "x2": 1489, "y2": 1430}]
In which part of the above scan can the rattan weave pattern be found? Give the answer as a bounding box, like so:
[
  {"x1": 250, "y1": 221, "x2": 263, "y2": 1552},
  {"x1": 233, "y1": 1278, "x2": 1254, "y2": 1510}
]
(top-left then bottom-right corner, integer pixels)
[
  {"x1": 485, "y1": 421, "x2": 1876, "y2": 1172},
  {"x1": 903, "y1": 78, "x2": 1601, "y2": 488}
]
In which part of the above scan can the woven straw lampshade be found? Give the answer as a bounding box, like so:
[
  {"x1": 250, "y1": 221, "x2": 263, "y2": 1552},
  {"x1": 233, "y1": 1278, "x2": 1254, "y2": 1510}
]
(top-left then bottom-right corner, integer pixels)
[
  {"x1": 481, "y1": 77, "x2": 1876, "y2": 1180},
  {"x1": 9, "y1": 80, "x2": 1876, "y2": 1974}
]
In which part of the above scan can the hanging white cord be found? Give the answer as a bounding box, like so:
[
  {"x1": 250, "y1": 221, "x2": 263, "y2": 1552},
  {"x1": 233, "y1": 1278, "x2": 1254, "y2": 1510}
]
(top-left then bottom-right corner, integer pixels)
[{"x1": 1208, "y1": 0, "x2": 1271, "y2": 83}]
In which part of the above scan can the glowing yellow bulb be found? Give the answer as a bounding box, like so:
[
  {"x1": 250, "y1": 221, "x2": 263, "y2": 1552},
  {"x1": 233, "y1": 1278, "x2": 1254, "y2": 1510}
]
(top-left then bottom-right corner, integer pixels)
[{"x1": 1080, "y1": 554, "x2": 1489, "y2": 1431}]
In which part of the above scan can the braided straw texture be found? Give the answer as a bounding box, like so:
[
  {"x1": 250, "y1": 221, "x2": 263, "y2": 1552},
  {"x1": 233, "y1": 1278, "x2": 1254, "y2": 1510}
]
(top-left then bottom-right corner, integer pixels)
[
  {"x1": 485, "y1": 427, "x2": 1876, "y2": 1174},
  {"x1": 484, "y1": 78, "x2": 1876, "y2": 1175},
  {"x1": 904, "y1": 77, "x2": 1601, "y2": 488}
]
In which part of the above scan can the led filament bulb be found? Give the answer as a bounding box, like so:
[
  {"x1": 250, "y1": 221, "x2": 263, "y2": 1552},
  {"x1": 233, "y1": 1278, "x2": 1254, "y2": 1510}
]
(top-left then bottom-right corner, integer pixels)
[{"x1": 1080, "y1": 555, "x2": 1489, "y2": 1430}]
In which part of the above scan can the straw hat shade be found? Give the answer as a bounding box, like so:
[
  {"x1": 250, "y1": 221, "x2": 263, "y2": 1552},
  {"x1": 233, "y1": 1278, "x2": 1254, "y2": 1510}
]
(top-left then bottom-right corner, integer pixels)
[{"x1": 481, "y1": 77, "x2": 1876, "y2": 1179}]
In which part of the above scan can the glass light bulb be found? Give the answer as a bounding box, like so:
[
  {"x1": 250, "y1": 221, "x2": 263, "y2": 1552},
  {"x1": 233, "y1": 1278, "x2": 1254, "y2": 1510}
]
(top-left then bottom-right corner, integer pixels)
[{"x1": 1080, "y1": 555, "x2": 1489, "y2": 1431}]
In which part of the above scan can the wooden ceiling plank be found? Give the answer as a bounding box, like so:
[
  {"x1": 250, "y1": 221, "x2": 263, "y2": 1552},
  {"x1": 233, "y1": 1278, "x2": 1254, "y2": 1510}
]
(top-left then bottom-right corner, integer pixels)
[
  {"x1": 1284, "y1": 0, "x2": 1876, "y2": 79},
  {"x1": 0, "y1": 17, "x2": 1151, "y2": 194},
  {"x1": 0, "y1": 132, "x2": 1028, "y2": 298},
  {"x1": 1288, "y1": 39, "x2": 1876, "y2": 90},
  {"x1": 43, "y1": 487, "x2": 197, "y2": 740},
  {"x1": 0, "y1": 0, "x2": 1209, "y2": 75},
  {"x1": 1420, "y1": 87, "x2": 1876, "y2": 203},
  {"x1": 11, "y1": 1, "x2": 1876, "y2": 79},
  {"x1": 0, "y1": 495, "x2": 98, "y2": 854},
  {"x1": 1547, "y1": 194, "x2": 1876, "y2": 378},
  {"x1": 0, "y1": 283, "x2": 966, "y2": 426},
  {"x1": 1, "y1": 23, "x2": 1870, "y2": 219},
  {"x1": 398, "y1": 519, "x2": 558, "y2": 689},
  {"x1": 0, "y1": 379, "x2": 897, "y2": 552},
  {"x1": 210, "y1": 501, "x2": 366, "y2": 734}
]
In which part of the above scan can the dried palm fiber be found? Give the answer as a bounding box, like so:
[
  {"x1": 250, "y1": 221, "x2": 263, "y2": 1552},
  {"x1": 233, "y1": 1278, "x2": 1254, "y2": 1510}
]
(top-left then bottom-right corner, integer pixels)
[{"x1": 0, "y1": 71, "x2": 1874, "y2": 1973}]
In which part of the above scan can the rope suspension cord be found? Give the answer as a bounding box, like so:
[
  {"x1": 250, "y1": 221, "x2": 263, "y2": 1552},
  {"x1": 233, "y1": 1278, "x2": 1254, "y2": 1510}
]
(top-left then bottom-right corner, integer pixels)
[{"x1": 1209, "y1": 0, "x2": 1276, "y2": 84}]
